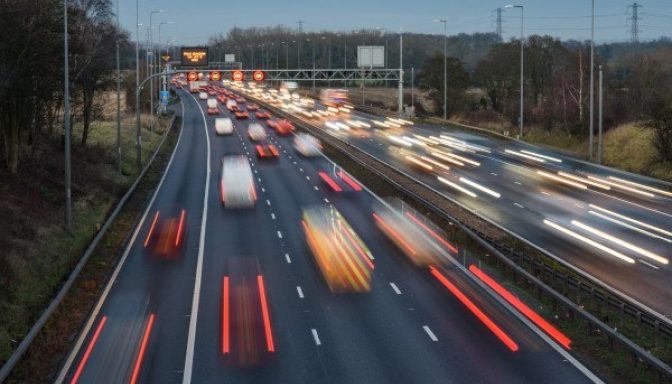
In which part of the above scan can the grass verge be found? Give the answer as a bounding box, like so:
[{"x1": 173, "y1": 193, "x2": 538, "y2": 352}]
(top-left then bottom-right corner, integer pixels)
[{"x1": 1, "y1": 111, "x2": 178, "y2": 383}]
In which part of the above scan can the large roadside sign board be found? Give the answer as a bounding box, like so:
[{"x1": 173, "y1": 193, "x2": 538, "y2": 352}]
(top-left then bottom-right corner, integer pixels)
[{"x1": 181, "y1": 47, "x2": 209, "y2": 67}]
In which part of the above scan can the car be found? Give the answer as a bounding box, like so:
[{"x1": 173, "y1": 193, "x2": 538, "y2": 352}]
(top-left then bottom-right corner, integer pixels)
[
  {"x1": 222, "y1": 258, "x2": 275, "y2": 366},
  {"x1": 226, "y1": 100, "x2": 238, "y2": 111},
  {"x1": 246, "y1": 103, "x2": 260, "y2": 111},
  {"x1": 143, "y1": 209, "x2": 187, "y2": 259},
  {"x1": 215, "y1": 118, "x2": 234, "y2": 135},
  {"x1": 234, "y1": 110, "x2": 249, "y2": 119},
  {"x1": 255, "y1": 110, "x2": 271, "y2": 119},
  {"x1": 207, "y1": 98, "x2": 218, "y2": 108},
  {"x1": 267, "y1": 119, "x2": 294, "y2": 135},
  {"x1": 199, "y1": 91, "x2": 208, "y2": 100},
  {"x1": 207, "y1": 108, "x2": 220, "y2": 115},
  {"x1": 208, "y1": 90, "x2": 217, "y2": 96},
  {"x1": 293, "y1": 133, "x2": 322, "y2": 157},
  {"x1": 220, "y1": 155, "x2": 256, "y2": 208},
  {"x1": 217, "y1": 95, "x2": 227, "y2": 104},
  {"x1": 248, "y1": 123, "x2": 267, "y2": 141},
  {"x1": 317, "y1": 169, "x2": 363, "y2": 193},
  {"x1": 372, "y1": 199, "x2": 456, "y2": 266},
  {"x1": 235, "y1": 97, "x2": 246, "y2": 104},
  {"x1": 301, "y1": 205, "x2": 373, "y2": 292},
  {"x1": 255, "y1": 143, "x2": 279, "y2": 159}
]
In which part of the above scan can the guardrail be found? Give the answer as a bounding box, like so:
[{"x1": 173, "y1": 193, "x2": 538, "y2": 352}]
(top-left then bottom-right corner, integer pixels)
[
  {"x1": 0, "y1": 112, "x2": 180, "y2": 382},
  {"x1": 252, "y1": 95, "x2": 672, "y2": 381}
]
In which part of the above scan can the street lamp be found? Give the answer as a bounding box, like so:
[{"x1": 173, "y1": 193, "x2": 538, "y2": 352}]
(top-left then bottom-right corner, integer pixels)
[
  {"x1": 505, "y1": 4, "x2": 524, "y2": 138},
  {"x1": 115, "y1": 0, "x2": 121, "y2": 174},
  {"x1": 589, "y1": 0, "x2": 595, "y2": 160},
  {"x1": 433, "y1": 19, "x2": 447, "y2": 120},
  {"x1": 63, "y1": 0, "x2": 72, "y2": 231},
  {"x1": 157, "y1": 21, "x2": 173, "y2": 114},
  {"x1": 148, "y1": 9, "x2": 164, "y2": 116}
]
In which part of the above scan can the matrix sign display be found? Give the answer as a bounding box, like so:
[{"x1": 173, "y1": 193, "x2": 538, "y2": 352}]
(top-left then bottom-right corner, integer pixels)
[{"x1": 181, "y1": 47, "x2": 209, "y2": 67}]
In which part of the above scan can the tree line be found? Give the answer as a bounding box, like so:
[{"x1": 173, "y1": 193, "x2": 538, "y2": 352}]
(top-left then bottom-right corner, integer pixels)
[
  {"x1": 208, "y1": 27, "x2": 671, "y2": 162},
  {"x1": 0, "y1": 0, "x2": 127, "y2": 174}
]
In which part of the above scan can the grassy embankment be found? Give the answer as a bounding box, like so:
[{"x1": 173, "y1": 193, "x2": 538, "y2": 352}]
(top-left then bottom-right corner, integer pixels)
[{"x1": 0, "y1": 108, "x2": 174, "y2": 375}]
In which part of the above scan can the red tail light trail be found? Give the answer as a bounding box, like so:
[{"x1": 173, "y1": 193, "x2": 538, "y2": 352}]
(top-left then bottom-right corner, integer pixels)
[
  {"x1": 70, "y1": 316, "x2": 107, "y2": 384},
  {"x1": 469, "y1": 265, "x2": 571, "y2": 349},
  {"x1": 430, "y1": 266, "x2": 519, "y2": 352}
]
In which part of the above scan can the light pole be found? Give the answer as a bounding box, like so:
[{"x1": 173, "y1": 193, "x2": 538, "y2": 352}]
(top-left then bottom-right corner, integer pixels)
[
  {"x1": 505, "y1": 4, "x2": 524, "y2": 138},
  {"x1": 135, "y1": 1, "x2": 141, "y2": 170},
  {"x1": 598, "y1": 65, "x2": 604, "y2": 164},
  {"x1": 115, "y1": 0, "x2": 121, "y2": 174},
  {"x1": 149, "y1": 10, "x2": 164, "y2": 116},
  {"x1": 157, "y1": 21, "x2": 173, "y2": 114},
  {"x1": 63, "y1": 0, "x2": 72, "y2": 231},
  {"x1": 344, "y1": 33, "x2": 348, "y2": 88},
  {"x1": 589, "y1": 0, "x2": 595, "y2": 160},
  {"x1": 434, "y1": 19, "x2": 447, "y2": 120}
]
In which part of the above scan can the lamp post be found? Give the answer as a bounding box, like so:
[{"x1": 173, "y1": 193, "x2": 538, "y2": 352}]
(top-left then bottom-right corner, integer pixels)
[
  {"x1": 505, "y1": 4, "x2": 524, "y2": 138},
  {"x1": 589, "y1": 0, "x2": 595, "y2": 160},
  {"x1": 157, "y1": 21, "x2": 173, "y2": 115},
  {"x1": 433, "y1": 19, "x2": 447, "y2": 120},
  {"x1": 115, "y1": 0, "x2": 121, "y2": 174},
  {"x1": 344, "y1": 33, "x2": 348, "y2": 88},
  {"x1": 135, "y1": 2, "x2": 141, "y2": 170},
  {"x1": 149, "y1": 10, "x2": 164, "y2": 116},
  {"x1": 63, "y1": 0, "x2": 72, "y2": 231}
]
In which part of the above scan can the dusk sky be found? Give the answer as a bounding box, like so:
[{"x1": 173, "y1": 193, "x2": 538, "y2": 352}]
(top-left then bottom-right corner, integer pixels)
[{"x1": 117, "y1": 0, "x2": 672, "y2": 45}]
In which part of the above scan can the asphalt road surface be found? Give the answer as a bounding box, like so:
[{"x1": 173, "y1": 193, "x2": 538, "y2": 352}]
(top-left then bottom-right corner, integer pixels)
[{"x1": 56, "y1": 90, "x2": 598, "y2": 384}]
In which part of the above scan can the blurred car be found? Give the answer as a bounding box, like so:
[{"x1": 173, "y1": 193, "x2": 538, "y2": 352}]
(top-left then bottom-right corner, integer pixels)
[
  {"x1": 234, "y1": 110, "x2": 249, "y2": 119},
  {"x1": 207, "y1": 98, "x2": 217, "y2": 109},
  {"x1": 215, "y1": 117, "x2": 234, "y2": 135},
  {"x1": 301, "y1": 205, "x2": 373, "y2": 292},
  {"x1": 255, "y1": 110, "x2": 271, "y2": 119},
  {"x1": 220, "y1": 155, "x2": 256, "y2": 209},
  {"x1": 372, "y1": 200, "x2": 456, "y2": 266},
  {"x1": 207, "y1": 108, "x2": 220, "y2": 115},
  {"x1": 256, "y1": 144, "x2": 279, "y2": 159},
  {"x1": 199, "y1": 91, "x2": 208, "y2": 100},
  {"x1": 208, "y1": 90, "x2": 217, "y2": 96},
  {"x1": 317, "y1": 170, "x2": 362, "y2": 193},
  {"x1": 226, "y1": 100, "x2": 238, "y2": 111},
  {"x1": 143, "y1": 209, "x2": 187, "y2": 258},
  {"x1": 222, "y1": 258, "x2": 275, "y2": 366},
  {"x1": 217, "y1": 95, "x2": 227, "y2": 104},
  {"x1": 293, "y1": 133, "x2": 322, "y2": 157},
  {"x1": 235, "y1": 97, "x2": 246, "y2": 104},
  {"x1": 248, "y1": 123, "x2": 267, "y2": 141},
  {"x1": 267, "y1": 119, "x2": 294, "y2": 135},
  {"x1": 246, "y1": 103, "x2": 260, "y2": 111}
]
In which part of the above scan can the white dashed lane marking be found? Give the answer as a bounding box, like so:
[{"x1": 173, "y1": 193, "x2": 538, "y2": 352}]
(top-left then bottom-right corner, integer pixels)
[
  {"x1": 423, "y1": 326, "x2": 438, "y2": 341},
  {"x1": 311, "y1": 329, "x2": 322, "y2": 346}
]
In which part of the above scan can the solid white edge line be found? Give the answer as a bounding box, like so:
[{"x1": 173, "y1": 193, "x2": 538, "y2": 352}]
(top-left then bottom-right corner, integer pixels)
[
  {"x1": 182, "y1": 91, "x2": 212, "y2": 384},
  {"x1": 55, "y1": 99, "x2": 187, "y2": 384}
]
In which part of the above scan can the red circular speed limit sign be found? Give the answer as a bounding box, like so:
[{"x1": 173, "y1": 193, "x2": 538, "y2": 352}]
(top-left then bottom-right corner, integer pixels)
[
  {"x1": 187, "y1": 71, "x2": 198, "y2": 81},
  {"x1": 231, "y1": 70, "x2": 244, "y2": 82},
  {"x1": 209, "y1": 71, "x2": 222, "y2": 81},
  {"x1": 252, "y1": 70, "x2": 266, "y2": 82}
]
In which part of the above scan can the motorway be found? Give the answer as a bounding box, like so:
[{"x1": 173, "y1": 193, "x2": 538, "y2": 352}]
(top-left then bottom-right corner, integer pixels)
[
  {"x1": 55, "y1": 88, "x2": 598, "y2": 384},
  {"x1": 238, "y1": 85, "x2": 672, "y2": 320}
]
